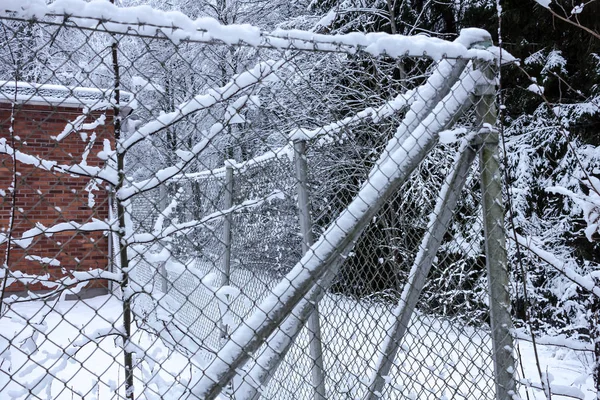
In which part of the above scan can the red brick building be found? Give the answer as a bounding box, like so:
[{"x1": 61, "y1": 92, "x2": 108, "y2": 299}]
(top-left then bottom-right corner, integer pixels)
[{"x1": 0, "y1": 81, "x2": 133, "y2": 293}]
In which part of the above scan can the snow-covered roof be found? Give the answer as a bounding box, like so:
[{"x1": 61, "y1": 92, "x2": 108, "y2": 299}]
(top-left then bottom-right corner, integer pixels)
[{"x1": 0, "y1": 81, "x2": 135, "y2": 113}]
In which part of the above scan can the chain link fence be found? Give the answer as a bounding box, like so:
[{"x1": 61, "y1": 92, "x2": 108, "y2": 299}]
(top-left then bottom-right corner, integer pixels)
[{"x1": 0, "y1": 3, "x2": 530, "y2": 400}]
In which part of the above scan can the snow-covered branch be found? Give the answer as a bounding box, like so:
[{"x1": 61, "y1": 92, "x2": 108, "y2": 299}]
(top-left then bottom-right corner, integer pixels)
[
  {"x1": 1, "y1": 219, "x2": 117, "y2": 249},
  {"x1": 513, "y1": 233, "x2": 600, "y2": 298},
  {"x1": 152, "y1": 188, "x2": 185, "y2": 237},
  {"x1": 533, "y1": 0, "x2": 600, "y2": 41},
  {"x1": 289, "y1": 89, "x2": 415, "y2": 143},
  {"x1": 547, "y1": 177, "x2": 600, "y2": 241},
  {"x1": 55, "y1": 163, "x2": 119, "y2": 185},
  {"x1": 53, "y1": 111, "x2": 106, "y2": 142},
  {"x1": 4, "y1": 269, "x2": 123, "y2": 304},
  {"x1": 2, "y1": 270, "x2": 54, "y2": 290},
  {"x1": 118, "y1": 94, "x2": 255, "y2": 200},
  {"x1": 127, "y1": 190, "x2": 284, "y2": 245},
  {"x1": 24, "y1": 255, "x2": 60, "y2": 267},
  {"x1": 118, "y1": 59, "x2": 288, "y2": 153},
  {"x1": 0, "y1": 138, "x2": 57, "y2": 171},
  {"x1": 0, "y1": 138, "x2": 119, "y2": 185}
]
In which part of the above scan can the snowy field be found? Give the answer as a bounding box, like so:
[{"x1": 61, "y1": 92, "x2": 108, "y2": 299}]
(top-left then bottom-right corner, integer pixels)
[{"x1": 0, "y1": 293, "x2": 594, "y2": 400}]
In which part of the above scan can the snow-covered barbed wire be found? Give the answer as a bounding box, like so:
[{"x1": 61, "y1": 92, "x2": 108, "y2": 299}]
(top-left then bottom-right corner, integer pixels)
[{"x1": 0, "y1": 1, "x2": 506, "y2": 61}]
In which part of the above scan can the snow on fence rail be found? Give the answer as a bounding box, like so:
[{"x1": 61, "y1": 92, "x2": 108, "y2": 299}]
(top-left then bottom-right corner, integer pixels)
[{"x1": 0, "y1": 5, "x2": 591, "y2": 400}]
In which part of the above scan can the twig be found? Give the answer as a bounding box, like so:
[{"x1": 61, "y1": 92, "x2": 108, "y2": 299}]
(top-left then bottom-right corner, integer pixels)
[{"x1": 540, "y1": 2, "x2": 600, "y2": 41}]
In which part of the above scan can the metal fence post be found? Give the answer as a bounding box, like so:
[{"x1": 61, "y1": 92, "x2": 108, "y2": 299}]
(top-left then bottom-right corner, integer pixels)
[
  {"x1": 294, "y1": 139, "x2": 327, "y2": 400},
  {"x1": 475, "y1": 61, "x2": 517, "y2": 400},
  {"x1": 221, "y1": 160, "x2": 235, "y2": 340},
  {"x1": 107, "y1": 190, "x2": 117, "y2": 294},
  {"x1": 158, "y1": 182, "x2": 168, "y2": 294}
]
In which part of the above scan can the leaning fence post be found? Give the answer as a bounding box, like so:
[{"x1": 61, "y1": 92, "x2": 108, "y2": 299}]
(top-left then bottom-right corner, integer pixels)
[
  {"x1": 365, "y1": 144, "x2": 477, "y2": 400},
  {"x1": 474, "y1": 56, "x2": 517, "y2": 399},
  {"x1": 220, "y1": 160, "x2": 235, "y2": 340},
  {"x1": 294, "y1": 139, "x2": 327, "y2": 400}
]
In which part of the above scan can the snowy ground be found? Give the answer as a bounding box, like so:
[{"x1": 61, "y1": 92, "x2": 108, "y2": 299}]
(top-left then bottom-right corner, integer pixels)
[
  {"x1": 0, "y1": 295, "x2": 197, "y2": 400},
  {"x1": 517, "y1": 338, "x2": 594, "y2": 400},
  {"x1": 0, "y1": 294, "x2": 595, "y2": 399}
]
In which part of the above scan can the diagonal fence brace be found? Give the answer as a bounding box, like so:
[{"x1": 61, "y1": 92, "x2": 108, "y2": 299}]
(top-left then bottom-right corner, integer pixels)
[
  {"x1": 191, "y1": 51, "x2": 489, "y2": 399},
  {"x1": 364, "y1": 142, "x2": 479, "y2": 400}
]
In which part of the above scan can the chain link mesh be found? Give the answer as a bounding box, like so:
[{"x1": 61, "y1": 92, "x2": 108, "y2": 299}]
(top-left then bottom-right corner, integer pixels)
[{"x1": 0, "y1": 6, "x2": 525, "y2": 400}]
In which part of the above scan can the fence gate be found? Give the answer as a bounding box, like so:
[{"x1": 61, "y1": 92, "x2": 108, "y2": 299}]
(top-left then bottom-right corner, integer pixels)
[{"x1": 0, "y1": 2, "x2": 518, "y2": 400}]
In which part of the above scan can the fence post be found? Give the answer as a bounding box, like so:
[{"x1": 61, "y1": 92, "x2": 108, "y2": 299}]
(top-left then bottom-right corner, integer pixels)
[
  {"x1": 294, "y1": 139, "x2": 327, "y2": 400},
  {"x1": 220, "y1": 160, "x2": 235, "y2": 340},
  {"x1": 475, "y1": 60, "x2": 517, "y2": 399},
  {"x1": 107, "y1": 190, "x2": 117, "y2": 294},
  {"x1": 158, "y1": 182, "x2": 168, "y2": 293}
]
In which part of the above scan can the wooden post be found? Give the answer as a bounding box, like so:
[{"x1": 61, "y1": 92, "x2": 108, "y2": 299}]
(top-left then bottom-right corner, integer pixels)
[
  {"x1": 294, "y1": 140, "x2": 327, "y2": 400},
  {"x1": 365, "y1": 144, "x2": 477, "y2": 400},
  {"x1": 475, "y1": 60, "x2": 517, "y2": 399}
]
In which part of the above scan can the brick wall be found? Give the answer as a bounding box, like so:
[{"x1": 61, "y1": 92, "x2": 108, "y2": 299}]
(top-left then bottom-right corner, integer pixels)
[{"x1": 0, "y1": 103, "x2": 114, "y2": 292}]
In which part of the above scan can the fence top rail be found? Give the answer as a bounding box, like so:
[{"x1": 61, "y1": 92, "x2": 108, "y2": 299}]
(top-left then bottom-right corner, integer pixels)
[{"x1": 1, "y1": 0, "x2": 503, "y2": 61}]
